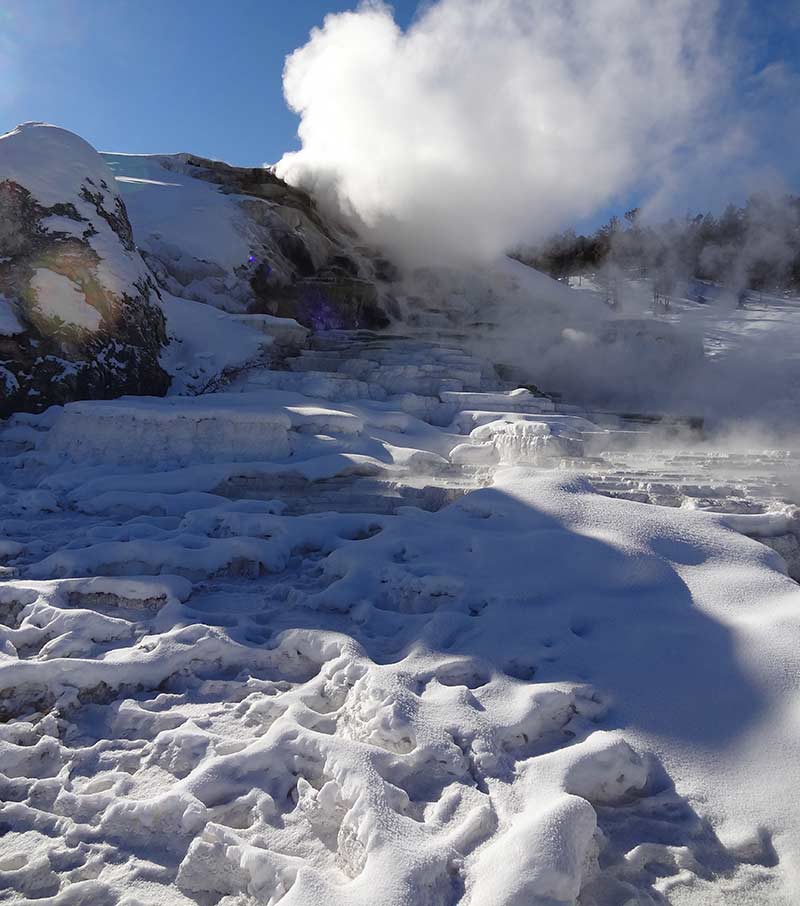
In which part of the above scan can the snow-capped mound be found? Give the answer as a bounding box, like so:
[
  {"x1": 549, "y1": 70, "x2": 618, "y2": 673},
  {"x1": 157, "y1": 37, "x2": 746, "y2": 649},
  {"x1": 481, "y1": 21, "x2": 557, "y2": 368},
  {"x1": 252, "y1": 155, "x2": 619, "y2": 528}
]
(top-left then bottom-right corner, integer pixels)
[
  {"x1": 103, "y1": 151, "x2": 391, "y2": 330},
  {"x1": 0, "y1": 123, "x2": 169, "y2": 415},
  {"x1": 0, "y1": 122, "x2": 116, "y2": 207}
]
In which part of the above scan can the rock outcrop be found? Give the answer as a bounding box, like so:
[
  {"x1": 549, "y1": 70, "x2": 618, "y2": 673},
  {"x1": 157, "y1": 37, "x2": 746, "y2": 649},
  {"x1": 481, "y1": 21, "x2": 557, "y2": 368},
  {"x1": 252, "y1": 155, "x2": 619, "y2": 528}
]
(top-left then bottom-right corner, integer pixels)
[
  {"x1": 106, "y1": 151, "x2": 391, "y2": 331},
  {"x1": 0, "y1": 123, "x2": 169, "y2": 417}
]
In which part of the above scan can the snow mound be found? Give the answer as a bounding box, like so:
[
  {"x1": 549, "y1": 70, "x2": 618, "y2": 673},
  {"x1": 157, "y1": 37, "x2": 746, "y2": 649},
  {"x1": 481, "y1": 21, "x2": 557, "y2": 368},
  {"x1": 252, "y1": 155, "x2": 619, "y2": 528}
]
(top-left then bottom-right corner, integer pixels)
[
  {"x1": 0, "y1": 122, "x2": 115, "y2": 207},
  {"x1": 159, "y1": 293, "x2": 275, "y2": 395},
  {"x1": 451, "y1": 417, "x2": 585, "y2": 466}
]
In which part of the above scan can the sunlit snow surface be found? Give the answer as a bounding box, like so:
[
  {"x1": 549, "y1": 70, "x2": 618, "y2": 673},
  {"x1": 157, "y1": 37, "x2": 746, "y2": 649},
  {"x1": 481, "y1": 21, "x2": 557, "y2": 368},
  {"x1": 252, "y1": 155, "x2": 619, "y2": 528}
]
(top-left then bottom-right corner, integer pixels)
[
  {"x1": 2, "y1": 320, "x2": 800, "y2": 906},
  {"x1": 29, "y1": 269, "x2": 103, "y2": 331}
]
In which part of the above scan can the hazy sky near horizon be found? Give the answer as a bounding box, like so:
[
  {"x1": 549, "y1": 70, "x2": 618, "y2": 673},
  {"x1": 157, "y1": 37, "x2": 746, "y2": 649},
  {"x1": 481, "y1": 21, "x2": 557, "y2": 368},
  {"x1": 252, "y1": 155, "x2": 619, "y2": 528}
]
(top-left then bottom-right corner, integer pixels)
[{"x1": 1, "y1": 0, "x2": 799, "y2": 229}]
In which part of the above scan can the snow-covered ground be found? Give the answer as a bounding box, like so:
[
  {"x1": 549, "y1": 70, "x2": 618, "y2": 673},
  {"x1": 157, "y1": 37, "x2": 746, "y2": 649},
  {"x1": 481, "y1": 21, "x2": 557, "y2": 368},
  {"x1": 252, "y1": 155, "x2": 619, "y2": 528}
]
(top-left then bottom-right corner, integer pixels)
[
  {"x1": 2, "y1": 315, "x2": 800, "y2": 905},
  {"x1": 3, "y1": 134, "x2": 800, "y2": 906}
]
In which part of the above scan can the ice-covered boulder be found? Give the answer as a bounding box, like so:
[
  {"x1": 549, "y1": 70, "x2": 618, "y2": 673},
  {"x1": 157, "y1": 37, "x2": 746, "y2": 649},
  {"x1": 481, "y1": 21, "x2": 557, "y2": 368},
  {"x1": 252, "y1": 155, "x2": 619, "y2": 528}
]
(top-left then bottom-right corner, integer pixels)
[
  {"x1": 104, "y1": 151, "x2": 391, "y2": 331},
  {"x1": 450, "y1": 415, "x2": 585, "y2": 466},
  {"x1": 0, "y1": 123, "x2": 169, "y2": 416}
]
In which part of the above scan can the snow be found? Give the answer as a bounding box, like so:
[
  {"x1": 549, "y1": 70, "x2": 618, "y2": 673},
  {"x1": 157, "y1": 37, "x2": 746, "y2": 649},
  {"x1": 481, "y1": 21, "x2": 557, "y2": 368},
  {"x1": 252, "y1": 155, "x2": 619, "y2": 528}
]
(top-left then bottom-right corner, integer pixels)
[
  {"x1": 104, "y1": 153, "x2": 251, "y2": 272},
  {"x1": 29, "y1": 268, "x2": 102, "y2": 330},
  {"x1": 2, "y1": 319, "x2": 800, "y2": 905},
  {"x1": 0, "y1": 295, "x2": 24, "y2": 335},
  {"x1": 231, "y1": 313, "x2": 310, "y2": 347},
  {"x1": 157, "y1": 291, "x2": 310, "y2": 396},
  {"x1": 159, "y1": 293, "x2": 273, "y2": 395},
  {"x1": 102, "y1": 152, "x2": 320, "y2": 315},
  {"x1": 39, "y1": 214, "x2": 89, "y2": 238},
  {"x1": 0, "y1": 122, "x2": 114, "y2": 207},
  {"x1": 3, "y1": 127, "x2": 800, "y2": 905}
]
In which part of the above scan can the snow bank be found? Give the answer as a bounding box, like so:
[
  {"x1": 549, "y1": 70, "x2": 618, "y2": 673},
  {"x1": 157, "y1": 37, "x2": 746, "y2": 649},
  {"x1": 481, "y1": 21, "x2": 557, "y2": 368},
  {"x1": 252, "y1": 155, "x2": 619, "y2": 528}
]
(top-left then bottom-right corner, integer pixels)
[{"x1": 159, "y1": 293, "x2": 273, "y2": 394}]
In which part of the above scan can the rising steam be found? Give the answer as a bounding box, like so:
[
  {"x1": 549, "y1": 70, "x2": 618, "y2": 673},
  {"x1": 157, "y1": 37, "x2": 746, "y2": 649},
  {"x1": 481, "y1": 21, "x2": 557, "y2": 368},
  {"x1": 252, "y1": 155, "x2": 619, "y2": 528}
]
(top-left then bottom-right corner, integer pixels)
[{"x1": 276, "y1": 0, "x2": 724, "y2": 265}]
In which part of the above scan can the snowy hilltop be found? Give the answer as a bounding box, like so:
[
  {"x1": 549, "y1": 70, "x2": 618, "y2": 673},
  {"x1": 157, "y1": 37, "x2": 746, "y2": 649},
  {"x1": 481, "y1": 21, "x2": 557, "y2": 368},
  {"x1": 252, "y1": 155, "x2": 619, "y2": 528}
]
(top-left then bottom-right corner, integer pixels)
[{"x1": 1, "y1": 123, "x2": 800, "y2": 906}]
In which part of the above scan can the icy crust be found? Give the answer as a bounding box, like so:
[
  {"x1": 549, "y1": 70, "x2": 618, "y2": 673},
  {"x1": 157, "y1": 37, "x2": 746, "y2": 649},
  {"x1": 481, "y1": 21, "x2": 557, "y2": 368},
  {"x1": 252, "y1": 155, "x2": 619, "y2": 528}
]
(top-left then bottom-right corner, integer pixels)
[{"x1": 0, "y1": 376, "x2": 799, "y2": 906}]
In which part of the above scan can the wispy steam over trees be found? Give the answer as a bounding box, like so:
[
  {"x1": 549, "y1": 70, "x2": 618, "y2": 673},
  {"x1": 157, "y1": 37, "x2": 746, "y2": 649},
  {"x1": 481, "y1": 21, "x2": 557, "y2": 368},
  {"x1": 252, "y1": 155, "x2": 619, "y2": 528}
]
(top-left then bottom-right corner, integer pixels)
[{"x1": 514, "y1": 194, "x2": 800, "y2": 294}]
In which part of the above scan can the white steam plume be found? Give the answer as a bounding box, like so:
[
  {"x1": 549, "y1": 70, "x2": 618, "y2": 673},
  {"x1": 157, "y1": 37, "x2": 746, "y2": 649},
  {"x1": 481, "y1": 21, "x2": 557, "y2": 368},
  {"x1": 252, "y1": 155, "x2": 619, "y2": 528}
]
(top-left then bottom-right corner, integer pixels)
[{"x1": 276, "y1": 0, "x2": 723, "y2": 265}]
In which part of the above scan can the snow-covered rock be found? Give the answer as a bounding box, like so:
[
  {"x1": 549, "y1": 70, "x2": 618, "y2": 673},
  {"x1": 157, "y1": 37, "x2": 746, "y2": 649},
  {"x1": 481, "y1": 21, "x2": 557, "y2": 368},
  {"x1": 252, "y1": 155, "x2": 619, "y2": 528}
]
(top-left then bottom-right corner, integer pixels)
[
  {"x1": 156, "y1": 292, "x2": 311, "y2": 396},
  {"x1": 104, "y1": 151, "x2": 391, "y2": 330},
  {"x1": 0, "y1": 123, "x2": 169, "y2": 416},
  {"x1": 450, "y1": 416, "x2": 585, "y2": 465}
]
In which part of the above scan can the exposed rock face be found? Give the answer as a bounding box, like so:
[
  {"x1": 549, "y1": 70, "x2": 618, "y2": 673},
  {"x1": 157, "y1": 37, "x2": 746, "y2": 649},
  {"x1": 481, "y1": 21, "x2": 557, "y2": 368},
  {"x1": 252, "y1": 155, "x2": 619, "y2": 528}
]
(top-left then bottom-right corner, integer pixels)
[
  {"x1": 106, "y1": 151, "x2": 391, "y2": 331},
  {"x1": 0, "y1": 123, "x2": 169, "y2": 417}
]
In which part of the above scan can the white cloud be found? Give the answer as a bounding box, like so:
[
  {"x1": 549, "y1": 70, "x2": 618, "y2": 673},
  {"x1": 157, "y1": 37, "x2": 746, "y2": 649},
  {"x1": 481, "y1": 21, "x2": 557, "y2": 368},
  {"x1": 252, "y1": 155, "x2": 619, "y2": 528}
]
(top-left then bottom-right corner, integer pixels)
[{"x1": 276, "y1": 0, "x2": 724, "y2": 264}]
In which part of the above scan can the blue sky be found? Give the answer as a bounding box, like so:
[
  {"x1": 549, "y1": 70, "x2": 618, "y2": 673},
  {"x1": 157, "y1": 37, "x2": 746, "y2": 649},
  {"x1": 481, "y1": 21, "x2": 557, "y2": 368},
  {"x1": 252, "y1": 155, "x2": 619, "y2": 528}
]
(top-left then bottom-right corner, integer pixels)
[
  {"x1": 0, "y1": 0, "x2": 417, "y2": 164},
  {"x1": 1, "y1": 0, "x2": 798, "y2": 226}
]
